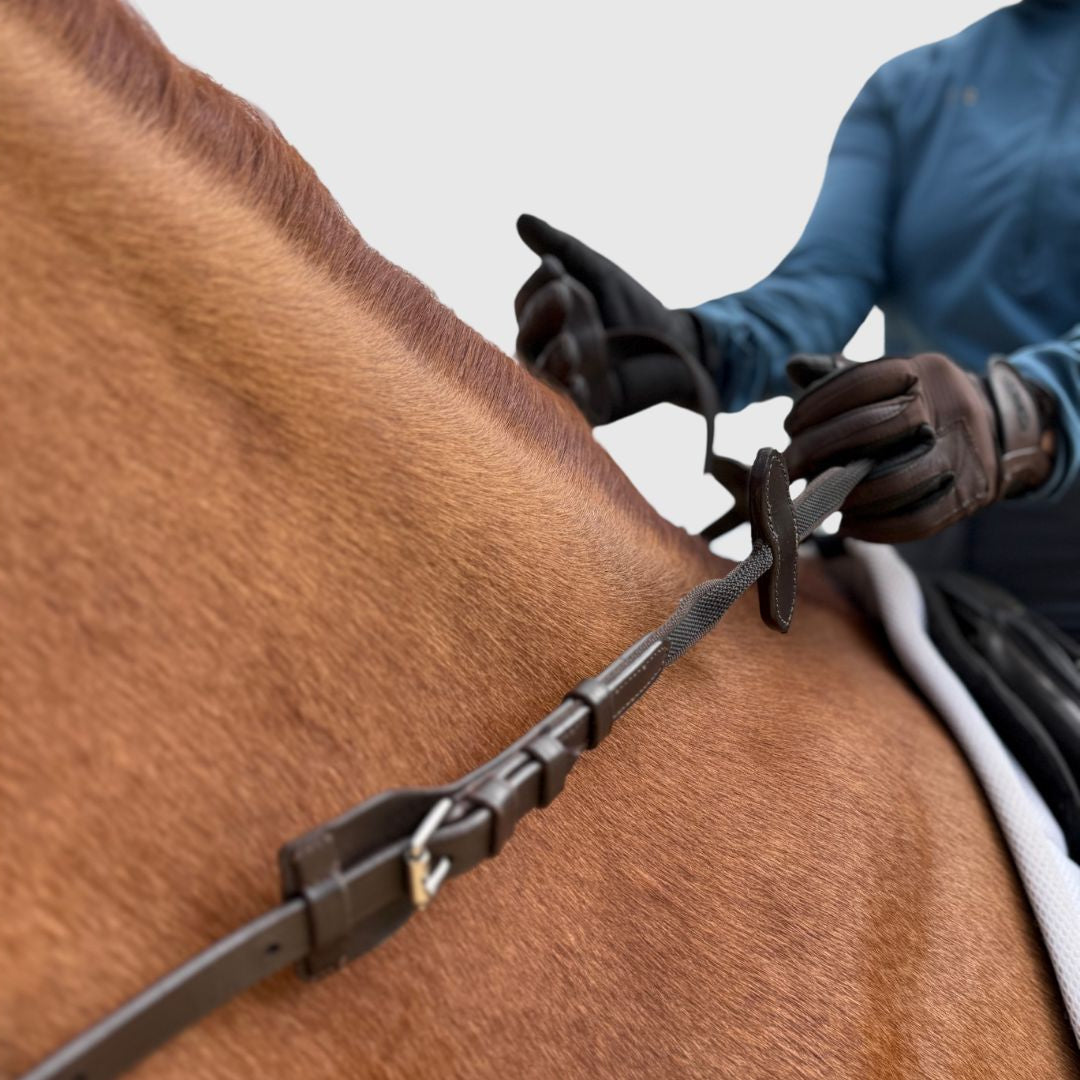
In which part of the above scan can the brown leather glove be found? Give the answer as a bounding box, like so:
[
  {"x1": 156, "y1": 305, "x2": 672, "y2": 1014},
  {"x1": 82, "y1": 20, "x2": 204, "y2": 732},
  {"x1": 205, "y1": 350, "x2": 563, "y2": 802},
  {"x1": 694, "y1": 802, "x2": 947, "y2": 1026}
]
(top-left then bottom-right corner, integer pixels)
[
  {"x1": 784, "y1": 352, "x2": 1057, "y2": 543},
  {"x1": 514, "y1": 214, "x2": 711, "y2": 424}
]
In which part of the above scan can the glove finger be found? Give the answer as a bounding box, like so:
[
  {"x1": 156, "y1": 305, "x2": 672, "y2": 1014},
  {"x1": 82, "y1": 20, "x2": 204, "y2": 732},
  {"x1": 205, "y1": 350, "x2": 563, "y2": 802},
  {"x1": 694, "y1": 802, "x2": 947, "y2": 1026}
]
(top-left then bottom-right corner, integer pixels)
[
  {"x1": 514, "y1": 254, "x2": 566, "y2": 320},
  {"x1": 533, "y1": 330, "x2": 578, "y2": 384},
  {"x1": 785, "y1": 357, "x2": 917, "y2": 435},
  {"x1": 841, "y1": 440, "x2": 950, "y2": 516},
  {"x1": 840, "y1": 475, "x2": 957, "y2": 544},
  {"x1": 785, "y1": 395, "x2": 929, "y2": 479},
  {"x1": 516, "y1": 279, "x2": 573, "y2": 363},
  {"x1": 516, "y1": 214, "x2": 614, "y2": 287},
  {"x1": 534, "y1": 333, "x2": 615, "y2": 425}
]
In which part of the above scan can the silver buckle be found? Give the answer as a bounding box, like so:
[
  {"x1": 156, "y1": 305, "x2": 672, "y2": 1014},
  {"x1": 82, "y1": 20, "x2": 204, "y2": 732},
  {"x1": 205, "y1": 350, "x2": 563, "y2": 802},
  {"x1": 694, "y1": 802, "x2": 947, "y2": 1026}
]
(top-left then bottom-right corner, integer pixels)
[{"x1": 405, "y1": 797, "x2": 453, "y2": 910}]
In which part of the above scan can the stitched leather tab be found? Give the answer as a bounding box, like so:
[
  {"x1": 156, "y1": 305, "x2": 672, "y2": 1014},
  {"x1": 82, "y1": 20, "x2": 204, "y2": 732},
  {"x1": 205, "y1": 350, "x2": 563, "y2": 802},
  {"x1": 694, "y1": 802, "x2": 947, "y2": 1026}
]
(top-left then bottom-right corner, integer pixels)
[{"x1": 748, "y1": 448, "x2": 797, "y2": 633}]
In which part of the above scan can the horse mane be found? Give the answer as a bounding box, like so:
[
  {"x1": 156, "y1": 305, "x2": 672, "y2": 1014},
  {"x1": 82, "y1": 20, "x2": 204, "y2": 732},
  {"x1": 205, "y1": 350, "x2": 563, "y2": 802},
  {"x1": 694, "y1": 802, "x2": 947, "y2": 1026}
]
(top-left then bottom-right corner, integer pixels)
[{"x1": 8, "y1": 0, "x2": 641, "y2": 505}]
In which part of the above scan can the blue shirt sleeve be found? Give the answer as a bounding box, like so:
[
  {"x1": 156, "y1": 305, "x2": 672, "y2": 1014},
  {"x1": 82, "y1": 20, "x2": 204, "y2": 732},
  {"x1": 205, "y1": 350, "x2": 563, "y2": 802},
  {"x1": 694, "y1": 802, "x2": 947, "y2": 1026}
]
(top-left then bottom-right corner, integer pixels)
[
  {"x1": 1009, "y1": 324, "x2": 1080, "y2": 499},
  {"x1": 693, "y1": 69, "x2": 897, "y2": 411}
]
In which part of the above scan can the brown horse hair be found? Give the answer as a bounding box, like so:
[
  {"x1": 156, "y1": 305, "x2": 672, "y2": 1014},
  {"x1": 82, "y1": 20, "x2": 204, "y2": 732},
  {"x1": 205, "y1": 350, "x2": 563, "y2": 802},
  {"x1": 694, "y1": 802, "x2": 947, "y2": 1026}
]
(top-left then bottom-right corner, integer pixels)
[
  {"x1": 8, "y1": 0, "x2": 649, "y2": 520},
  {"x1": 4, "y1": 4, "x2": 1078, "y2": 1076}
]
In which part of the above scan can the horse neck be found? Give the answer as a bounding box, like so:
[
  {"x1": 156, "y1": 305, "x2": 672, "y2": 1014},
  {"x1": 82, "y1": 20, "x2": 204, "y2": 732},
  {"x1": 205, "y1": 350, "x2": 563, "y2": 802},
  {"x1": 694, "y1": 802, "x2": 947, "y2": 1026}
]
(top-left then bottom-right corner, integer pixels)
[
  {"x1": 0, "y1": 0, "x2": 714, "y2": 833},
  {"x1": 6, "y1": 10, "x2": 1079, "y2": 1077}
]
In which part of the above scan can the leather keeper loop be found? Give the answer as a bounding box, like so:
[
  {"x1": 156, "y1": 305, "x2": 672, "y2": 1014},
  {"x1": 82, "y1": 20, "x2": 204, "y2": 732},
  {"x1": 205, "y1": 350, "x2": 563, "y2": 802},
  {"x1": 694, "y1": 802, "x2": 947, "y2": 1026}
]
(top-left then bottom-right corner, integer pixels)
[
  {"x1": 525, "y1": 732, "x2": 574, "y2": 806},
  {"x1": 748, "y1": 448, "x2": 798, "y2": 633},
  {"x1": 570, "y1": 676, "x2": 616, "y2": 748},
  {"x1": 286, "y1": 831, "x2": 353, "y2": 979},
  {"x1": 469, "y1": 775, "x2": 524, "y2": 855}
]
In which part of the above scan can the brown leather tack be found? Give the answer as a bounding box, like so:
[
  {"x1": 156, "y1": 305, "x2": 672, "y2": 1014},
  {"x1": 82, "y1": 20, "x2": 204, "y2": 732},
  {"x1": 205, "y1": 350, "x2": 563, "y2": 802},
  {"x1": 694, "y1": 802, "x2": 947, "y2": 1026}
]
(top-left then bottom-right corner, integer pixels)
[
  {"x1": 285, "y1": 830, "x2": 352, "y2": 978},
  {"x1": 525, "y1": 732, "x2": 574, "y2": 806},
  {"x1": 468, "y1": 775, "x2": 527, "y2": 854},
  {"x1": 571, "y1": 676, "x2": 618, "y2": 748},
  {"x1": 748, "y1": 448, "x2": 798, "y2": 633}
]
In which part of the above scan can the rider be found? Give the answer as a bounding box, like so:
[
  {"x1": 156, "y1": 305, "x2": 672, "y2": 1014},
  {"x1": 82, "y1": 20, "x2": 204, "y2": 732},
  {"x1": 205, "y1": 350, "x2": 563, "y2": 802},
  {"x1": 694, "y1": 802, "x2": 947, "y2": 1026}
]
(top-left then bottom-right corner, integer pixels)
[{"x1": 514, "y1": 0, "x2": 1080, "y2": 639}]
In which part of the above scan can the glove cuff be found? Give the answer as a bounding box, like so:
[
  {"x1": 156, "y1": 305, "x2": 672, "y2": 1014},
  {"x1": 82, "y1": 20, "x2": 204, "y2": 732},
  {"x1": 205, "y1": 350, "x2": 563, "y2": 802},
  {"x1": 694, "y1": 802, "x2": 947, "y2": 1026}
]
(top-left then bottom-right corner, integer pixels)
[{"x1": 985, "y1": 357, "x2": 1055, "y2": 497}]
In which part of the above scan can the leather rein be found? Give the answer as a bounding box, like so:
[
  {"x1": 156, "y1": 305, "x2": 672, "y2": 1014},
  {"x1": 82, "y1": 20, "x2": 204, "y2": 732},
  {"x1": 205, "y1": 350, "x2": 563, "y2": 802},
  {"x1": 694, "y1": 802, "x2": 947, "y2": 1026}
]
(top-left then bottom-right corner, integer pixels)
[{"x1": 20, "y1": 340, "x2": 872, "y2": 1080}]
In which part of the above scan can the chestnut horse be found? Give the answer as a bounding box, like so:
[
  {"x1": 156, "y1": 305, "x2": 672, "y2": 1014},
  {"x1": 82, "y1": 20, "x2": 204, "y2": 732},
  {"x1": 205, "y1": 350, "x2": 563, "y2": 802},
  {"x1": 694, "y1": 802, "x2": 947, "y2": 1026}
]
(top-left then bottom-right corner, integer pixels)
[{"x1": 0, "y1": 2, "x2": 1074, "y2": 1076}]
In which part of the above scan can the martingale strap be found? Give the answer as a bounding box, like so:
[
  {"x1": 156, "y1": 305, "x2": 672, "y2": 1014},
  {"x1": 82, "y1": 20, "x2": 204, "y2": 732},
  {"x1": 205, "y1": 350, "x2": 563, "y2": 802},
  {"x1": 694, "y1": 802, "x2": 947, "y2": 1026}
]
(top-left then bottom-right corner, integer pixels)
[{"x1": 20, "y1": 376, "x2": 871, "y2": 1080}]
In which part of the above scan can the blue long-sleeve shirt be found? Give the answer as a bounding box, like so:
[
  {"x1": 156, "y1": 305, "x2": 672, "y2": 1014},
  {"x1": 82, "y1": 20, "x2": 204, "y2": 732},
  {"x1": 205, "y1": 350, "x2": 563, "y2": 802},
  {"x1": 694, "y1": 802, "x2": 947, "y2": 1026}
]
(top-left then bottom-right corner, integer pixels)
[
  {"x1": 693, "y1": 0, "x2": 1080, "y2": 633},
  {"x1": 695, "y1": 0, "x2": 1080, "y2": 496}
]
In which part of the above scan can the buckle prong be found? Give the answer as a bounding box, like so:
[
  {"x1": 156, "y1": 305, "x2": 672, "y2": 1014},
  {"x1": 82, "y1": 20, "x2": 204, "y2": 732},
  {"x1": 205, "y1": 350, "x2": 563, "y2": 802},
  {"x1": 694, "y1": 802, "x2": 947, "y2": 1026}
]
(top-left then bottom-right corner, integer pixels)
[{"x1": 405, "y1": 797, "x2": 453, "y2": 910}]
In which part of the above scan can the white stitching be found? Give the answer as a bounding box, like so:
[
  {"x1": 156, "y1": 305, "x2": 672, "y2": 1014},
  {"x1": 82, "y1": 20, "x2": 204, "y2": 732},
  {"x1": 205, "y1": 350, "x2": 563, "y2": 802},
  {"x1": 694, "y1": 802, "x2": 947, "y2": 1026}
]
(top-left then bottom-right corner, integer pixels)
[
  {"x1": 614, "y1": 666, "x2": 663, "y2": 719},
  {"x1": 612, "y1": 652, "x2": 664, "y2": 717}
]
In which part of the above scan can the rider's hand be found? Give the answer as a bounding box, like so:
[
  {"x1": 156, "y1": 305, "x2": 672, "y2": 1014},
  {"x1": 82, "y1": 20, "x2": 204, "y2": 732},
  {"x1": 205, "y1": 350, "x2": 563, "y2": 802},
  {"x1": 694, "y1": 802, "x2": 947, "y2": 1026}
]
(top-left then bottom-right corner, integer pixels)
[
  {"x1": 514, "y1": 214, "x2": 715, "y2": 424},
  {"x1": 784, "y1": 352, "x2": 1057, "y2": 543}
]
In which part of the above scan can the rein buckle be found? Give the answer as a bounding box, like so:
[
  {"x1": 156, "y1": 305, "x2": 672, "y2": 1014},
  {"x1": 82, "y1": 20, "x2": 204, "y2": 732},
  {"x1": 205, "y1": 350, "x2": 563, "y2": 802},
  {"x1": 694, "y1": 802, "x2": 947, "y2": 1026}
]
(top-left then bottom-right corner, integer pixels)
[{"x1": 405, "y1": 797, "x2": 453, "y2": 909}]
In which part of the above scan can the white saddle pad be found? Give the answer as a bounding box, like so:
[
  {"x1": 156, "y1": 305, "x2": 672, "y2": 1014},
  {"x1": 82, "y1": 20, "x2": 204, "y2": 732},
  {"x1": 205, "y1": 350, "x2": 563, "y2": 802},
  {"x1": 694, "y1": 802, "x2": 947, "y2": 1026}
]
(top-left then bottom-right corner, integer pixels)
[{"x1": 836, "y1": 540, "x2": 1080, "y2": 1044}]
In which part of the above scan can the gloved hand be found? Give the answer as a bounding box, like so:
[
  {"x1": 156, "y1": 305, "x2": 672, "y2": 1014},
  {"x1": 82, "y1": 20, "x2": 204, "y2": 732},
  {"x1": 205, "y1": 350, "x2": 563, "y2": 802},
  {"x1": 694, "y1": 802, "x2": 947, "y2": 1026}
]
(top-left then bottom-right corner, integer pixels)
[
  {"x1": 783, "y1": 351, "x2": 1057, "y2": 543},
  {"x1": 514, "y1": 214, "x2": 717, "y2": 424}
]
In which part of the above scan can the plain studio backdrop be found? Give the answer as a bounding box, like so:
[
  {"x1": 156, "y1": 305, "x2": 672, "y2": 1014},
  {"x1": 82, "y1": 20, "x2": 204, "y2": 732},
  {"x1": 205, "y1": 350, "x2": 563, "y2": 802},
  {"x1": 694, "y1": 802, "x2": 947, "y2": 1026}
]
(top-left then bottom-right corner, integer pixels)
[{"x1": 136, "y1": 1, "x2": 993, "y2": 557}]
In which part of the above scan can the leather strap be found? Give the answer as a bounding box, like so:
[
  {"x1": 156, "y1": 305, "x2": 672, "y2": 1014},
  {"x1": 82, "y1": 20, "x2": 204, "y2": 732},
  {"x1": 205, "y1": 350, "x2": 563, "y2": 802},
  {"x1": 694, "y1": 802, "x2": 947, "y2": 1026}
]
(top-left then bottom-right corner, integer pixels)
[
  {"x1": 985, "y1": 357, "x2": 1054, "y2": 496},
  {"x1": 699, "y1": 456, "x2": 751, "y2": 542},
  {"x1": 21, "y1": 636, "x2": 669, "y2": 1080},
  {"x1": 19, "y1": 903, "x2": 310, "y2": 1080}
]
